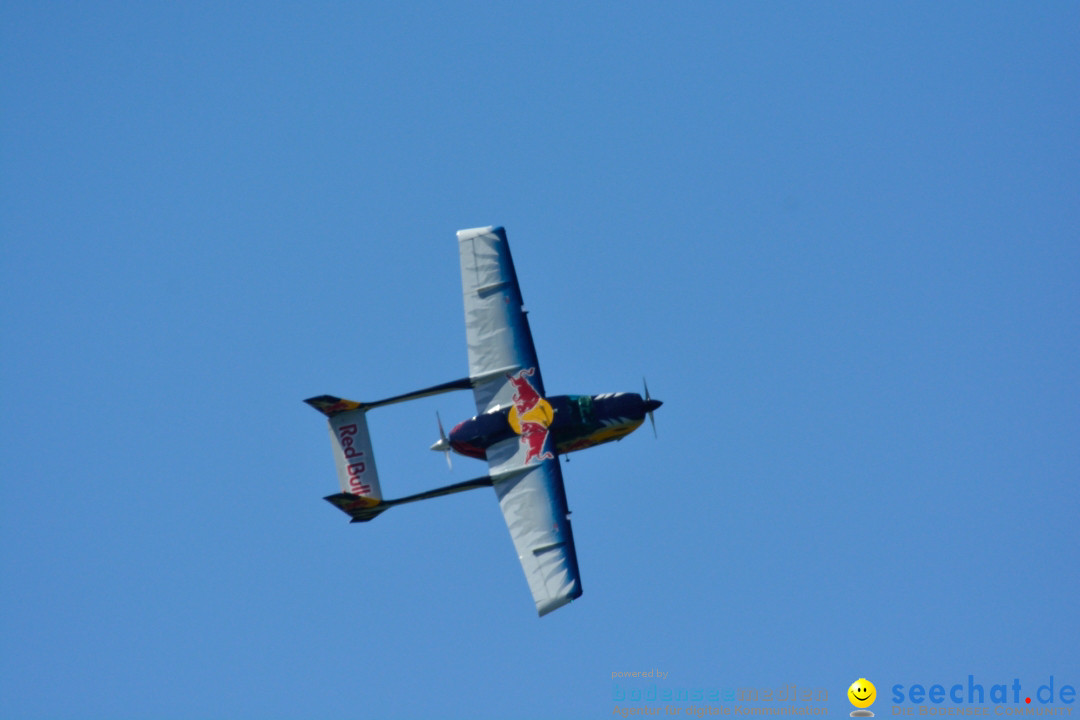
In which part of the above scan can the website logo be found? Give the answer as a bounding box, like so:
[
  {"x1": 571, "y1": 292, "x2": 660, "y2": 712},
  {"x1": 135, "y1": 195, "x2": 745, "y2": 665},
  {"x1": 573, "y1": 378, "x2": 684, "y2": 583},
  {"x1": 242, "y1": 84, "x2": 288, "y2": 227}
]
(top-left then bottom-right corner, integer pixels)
[{"x1": 850, "y1": 678, "x2": 877, "y2": 717}]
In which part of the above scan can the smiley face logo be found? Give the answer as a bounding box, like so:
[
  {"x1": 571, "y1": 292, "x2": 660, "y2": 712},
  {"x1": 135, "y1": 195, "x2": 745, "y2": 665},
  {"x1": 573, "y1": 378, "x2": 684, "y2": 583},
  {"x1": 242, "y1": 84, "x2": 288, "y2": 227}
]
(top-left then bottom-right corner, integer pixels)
[{"x1": 848, "y1": 678, "x2": 876, "y2": 709}]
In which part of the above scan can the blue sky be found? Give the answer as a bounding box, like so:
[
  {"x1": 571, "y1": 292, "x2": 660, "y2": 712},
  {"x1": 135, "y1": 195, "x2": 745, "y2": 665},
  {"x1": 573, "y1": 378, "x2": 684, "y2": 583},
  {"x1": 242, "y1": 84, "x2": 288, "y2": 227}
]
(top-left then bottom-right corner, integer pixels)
[{"x1": 2, "y1": 3, "x2": 1077, "y2": 719}]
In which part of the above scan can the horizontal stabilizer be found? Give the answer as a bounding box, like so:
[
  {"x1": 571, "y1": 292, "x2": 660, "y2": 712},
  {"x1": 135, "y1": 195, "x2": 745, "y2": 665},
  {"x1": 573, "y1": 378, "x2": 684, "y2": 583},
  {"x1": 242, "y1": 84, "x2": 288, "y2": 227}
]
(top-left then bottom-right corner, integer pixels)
[{"x1": 312, "y1": 401, "x2": 383, "y2": 502}]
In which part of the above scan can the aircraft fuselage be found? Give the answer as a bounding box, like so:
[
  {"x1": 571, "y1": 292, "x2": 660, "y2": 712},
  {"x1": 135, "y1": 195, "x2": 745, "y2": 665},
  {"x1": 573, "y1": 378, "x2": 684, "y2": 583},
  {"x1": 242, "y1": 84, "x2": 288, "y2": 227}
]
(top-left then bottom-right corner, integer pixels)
[{"x1": 448, "y1": 392, "x2": 661, "y2": 460}]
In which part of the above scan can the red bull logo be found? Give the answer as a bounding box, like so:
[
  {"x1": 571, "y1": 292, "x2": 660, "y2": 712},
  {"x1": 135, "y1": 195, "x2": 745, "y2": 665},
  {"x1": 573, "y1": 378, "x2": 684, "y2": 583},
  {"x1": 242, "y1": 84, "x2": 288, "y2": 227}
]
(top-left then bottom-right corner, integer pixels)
[{"x1": 507, "y1": 367, "x2": 555, "y2": 463}]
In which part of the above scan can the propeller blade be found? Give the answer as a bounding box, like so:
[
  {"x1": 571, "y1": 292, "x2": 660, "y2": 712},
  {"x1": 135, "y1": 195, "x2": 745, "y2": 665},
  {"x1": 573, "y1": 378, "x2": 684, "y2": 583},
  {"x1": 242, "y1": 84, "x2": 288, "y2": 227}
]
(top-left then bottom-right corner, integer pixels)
[
  {"x1": 429, "y1": 411, "x2": 453, "y2": 469},
  {"x1": 643, "y1": 377, "x2": 659, "y2": 438},
  {"x1": 438, "y1": 412, "x2": 452, "y2": 469}
]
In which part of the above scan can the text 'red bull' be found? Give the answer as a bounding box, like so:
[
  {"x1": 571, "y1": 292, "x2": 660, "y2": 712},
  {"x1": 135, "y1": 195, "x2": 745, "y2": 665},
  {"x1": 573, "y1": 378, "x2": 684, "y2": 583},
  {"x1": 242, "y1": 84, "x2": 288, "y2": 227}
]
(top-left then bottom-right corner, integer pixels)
[{"x1": 336, "y1": 423, "x2": 372, "y2": 495}]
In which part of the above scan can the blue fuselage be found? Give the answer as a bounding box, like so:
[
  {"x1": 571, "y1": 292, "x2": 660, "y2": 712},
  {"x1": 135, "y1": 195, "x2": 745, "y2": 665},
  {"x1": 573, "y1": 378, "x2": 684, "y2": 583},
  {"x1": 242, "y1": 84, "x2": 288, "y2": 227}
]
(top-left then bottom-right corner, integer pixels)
[{"x1": 448, "y1": 392, "x2": 659, "y2": 460}]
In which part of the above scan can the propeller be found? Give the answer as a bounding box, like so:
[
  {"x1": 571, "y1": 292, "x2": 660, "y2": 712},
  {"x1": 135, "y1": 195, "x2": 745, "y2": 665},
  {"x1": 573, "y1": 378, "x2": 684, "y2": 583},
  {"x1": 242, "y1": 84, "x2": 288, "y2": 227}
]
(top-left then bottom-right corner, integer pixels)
[
  {"x1": 643, "y1": 377, "x2": 662, "y2": 438},
  {"x1": 429, "y1": 411, "x2": 453, "y2": 469}
]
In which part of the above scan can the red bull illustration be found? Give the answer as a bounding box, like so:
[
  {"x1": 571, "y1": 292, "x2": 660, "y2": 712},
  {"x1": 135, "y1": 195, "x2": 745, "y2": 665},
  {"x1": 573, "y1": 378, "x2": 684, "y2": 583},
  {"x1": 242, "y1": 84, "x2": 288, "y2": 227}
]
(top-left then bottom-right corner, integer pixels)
[{"x1": 507, "y1": 367, "x2": 555, "y2": 463}]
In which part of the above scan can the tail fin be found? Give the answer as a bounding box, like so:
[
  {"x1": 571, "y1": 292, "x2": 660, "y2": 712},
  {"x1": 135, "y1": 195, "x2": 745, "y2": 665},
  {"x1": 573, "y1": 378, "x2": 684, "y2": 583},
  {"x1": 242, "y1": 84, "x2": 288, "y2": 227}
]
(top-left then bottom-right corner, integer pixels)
[
  {"x1": 324, "y1": 492, "x2": 389, "y2": 523},
  {"x1": 305, "y1": 395, "x2": 383, "y2": 505}
]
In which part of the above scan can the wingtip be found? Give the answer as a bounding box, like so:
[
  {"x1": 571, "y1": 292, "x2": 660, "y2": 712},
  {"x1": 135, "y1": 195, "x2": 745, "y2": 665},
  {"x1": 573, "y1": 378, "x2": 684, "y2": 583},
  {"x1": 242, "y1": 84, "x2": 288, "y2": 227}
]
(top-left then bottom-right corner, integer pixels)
[
  {"x1": 535, "y1": 585, "x2": 582, "y2": 617},
  {"x1": 457, "y1": 225, "x2": 506, "y2": 243}
]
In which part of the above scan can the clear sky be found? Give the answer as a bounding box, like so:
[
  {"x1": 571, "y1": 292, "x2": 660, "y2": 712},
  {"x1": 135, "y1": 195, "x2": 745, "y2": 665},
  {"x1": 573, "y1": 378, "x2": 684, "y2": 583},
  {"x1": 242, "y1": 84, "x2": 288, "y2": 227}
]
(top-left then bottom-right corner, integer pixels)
[{"x1": 2, "y1": 3, "x2": 1077, "y2": 719}]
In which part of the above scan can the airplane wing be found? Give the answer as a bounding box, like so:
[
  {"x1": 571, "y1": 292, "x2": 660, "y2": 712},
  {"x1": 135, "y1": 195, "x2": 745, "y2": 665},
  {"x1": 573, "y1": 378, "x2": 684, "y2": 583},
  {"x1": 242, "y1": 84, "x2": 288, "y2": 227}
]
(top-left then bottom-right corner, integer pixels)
[
  {"x1": 457, "y1": 226, "x2": 582, "y2": 615},
  {"x1": 490, "y1": 439, "x2": 581, "y2": 616},
  {"x1": 458, "y1": 225, "x2": 545, "y2": 413}
]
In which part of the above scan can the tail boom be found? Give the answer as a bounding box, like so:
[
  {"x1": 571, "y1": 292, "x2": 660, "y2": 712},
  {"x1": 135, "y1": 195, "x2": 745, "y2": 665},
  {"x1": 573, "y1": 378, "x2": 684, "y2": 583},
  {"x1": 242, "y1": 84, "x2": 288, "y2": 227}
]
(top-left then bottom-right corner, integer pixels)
[{"x1": 324, "y1": 475, "x2": 495, "y2": 522}]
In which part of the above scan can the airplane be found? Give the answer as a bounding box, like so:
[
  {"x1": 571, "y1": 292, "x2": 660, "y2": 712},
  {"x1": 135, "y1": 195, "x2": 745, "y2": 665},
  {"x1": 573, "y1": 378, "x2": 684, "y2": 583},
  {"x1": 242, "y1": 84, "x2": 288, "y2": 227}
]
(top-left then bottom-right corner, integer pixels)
[{"x1": 305, "y1": 226, "x2": 662, "y2": 616}]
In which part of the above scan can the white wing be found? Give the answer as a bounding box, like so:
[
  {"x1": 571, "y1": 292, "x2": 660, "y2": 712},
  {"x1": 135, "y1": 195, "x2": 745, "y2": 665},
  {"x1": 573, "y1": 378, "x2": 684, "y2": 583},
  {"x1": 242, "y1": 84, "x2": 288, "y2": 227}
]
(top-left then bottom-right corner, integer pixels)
[{"x1": 457, "y1": 226, "x2": 582, "y2": 616}]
